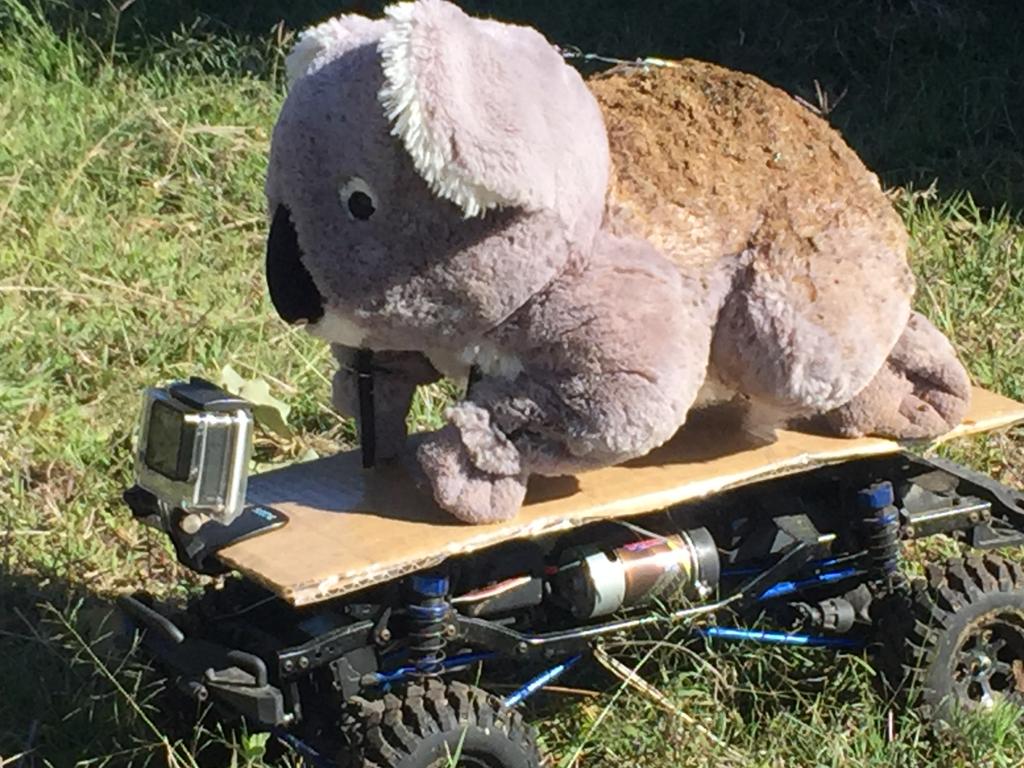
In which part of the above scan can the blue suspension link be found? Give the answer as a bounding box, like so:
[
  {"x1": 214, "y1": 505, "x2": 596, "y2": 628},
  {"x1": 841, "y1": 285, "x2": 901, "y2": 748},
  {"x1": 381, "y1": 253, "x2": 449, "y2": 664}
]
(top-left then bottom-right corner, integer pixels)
[
  {"x1": 699, "y1": 626, "x2": 863, "y2": 649},
  {"x1": 504, "y1": 655, "x2": 583, "y2": 708},
  {"x1": 372, "y1": 652, "x2": 496, "y2": 688},
  {"x1": 757, "y1": 567, "x2": 863, "y2": 601}
]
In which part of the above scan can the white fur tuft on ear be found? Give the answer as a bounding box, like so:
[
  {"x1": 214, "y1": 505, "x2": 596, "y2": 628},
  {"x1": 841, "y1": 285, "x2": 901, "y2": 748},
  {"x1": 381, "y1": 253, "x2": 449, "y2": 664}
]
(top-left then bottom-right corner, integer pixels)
[
  {"x1": 378, "y1": 2, "x2": 513, "y2": 217},
  {"x1": 286, "y1": 15, "x2": 387, "y2": 86},
  {"x1": 286, "y1": 18, "x2": 343, "y2": 84}
]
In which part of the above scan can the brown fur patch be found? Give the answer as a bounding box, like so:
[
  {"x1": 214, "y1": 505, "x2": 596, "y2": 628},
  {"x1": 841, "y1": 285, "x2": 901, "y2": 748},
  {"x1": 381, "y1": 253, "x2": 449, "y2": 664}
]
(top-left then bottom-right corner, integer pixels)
[{"x1": 588, "y1": 60, "x2": 908, "y2": 277}]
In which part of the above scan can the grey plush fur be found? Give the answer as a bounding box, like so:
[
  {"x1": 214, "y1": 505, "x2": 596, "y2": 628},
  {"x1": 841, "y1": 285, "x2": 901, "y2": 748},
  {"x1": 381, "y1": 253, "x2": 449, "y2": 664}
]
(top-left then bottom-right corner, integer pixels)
[{"x1": 265, "y1": 0, "x2": 970, "y2": 524}]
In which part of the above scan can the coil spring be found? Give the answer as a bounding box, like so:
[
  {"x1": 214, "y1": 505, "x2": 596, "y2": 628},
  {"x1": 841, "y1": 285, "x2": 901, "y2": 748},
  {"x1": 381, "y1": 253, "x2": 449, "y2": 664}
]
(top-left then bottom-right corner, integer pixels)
[
  {"x1": 858, "y1": 481, "x2": 901, "y2": 581},
  {"x1": 408, "y1": 574, "x2": 449, "y2": 677}
]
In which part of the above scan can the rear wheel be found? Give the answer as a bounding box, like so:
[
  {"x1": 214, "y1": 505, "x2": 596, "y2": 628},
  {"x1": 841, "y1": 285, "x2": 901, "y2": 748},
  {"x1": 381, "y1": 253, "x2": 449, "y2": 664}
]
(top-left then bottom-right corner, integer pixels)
[
  {"x1": 876, "y1": 554, "x2": 1024, "y2": 721},
  {"x1": 338, "y1": 680, "x2": 543, "y2": 768}
]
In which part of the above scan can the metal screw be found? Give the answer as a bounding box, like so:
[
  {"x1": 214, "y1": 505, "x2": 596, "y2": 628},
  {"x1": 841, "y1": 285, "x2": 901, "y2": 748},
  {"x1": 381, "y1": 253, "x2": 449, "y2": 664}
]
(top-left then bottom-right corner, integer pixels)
[
  {"x1": 282, "y1": 660, "x2": 295, "y2": 672},
  {"x1": 444, "y1": 624, "x2": 458, "y2": 639},
  {"x1": 377, "y1": 628, "x2": 392, "y2": 643},
  {"x1": 180, "y1": 513, "x2": 203, "y2": 535},
  {"x1": 516, "y1": 642, "x2": 529, "y2": 656},
  {"x1": 298, "y1": 656, "x2": 310, "y2": 669}
]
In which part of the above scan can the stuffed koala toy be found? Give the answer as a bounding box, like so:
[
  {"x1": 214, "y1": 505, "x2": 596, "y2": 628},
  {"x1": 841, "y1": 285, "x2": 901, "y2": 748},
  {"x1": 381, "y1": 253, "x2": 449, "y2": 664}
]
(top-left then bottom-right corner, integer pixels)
[{"x1": 265, "y1": 0, "x2": 970, "y2": 524}]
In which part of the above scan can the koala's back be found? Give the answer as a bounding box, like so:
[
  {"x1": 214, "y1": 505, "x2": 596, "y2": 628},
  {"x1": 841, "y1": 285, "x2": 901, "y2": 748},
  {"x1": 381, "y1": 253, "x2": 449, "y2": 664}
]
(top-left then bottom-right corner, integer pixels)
[{"x1": 588, "y1": 60, "x2": 909, "y2": 278}]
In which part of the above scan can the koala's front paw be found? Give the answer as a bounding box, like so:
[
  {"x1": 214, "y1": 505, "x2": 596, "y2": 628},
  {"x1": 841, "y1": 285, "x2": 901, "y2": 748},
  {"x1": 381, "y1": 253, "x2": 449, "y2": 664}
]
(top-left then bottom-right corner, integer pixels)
[{"x1": 416, "y1": 415, "x2": 527, "y2": 524}]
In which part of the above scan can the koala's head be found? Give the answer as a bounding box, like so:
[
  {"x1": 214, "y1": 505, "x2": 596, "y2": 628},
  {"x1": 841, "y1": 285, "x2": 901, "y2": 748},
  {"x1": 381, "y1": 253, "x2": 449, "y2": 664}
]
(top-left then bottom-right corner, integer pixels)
[{"x1": 265, "y1": 0, "x2": 610, "y2": 344}]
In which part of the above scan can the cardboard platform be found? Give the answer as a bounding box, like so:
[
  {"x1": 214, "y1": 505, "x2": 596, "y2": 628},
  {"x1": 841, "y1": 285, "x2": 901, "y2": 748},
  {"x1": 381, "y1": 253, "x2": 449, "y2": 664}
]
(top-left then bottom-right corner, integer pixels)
[{"x1": 220, "y1": 387, "x2": 1024, "y2": 606}]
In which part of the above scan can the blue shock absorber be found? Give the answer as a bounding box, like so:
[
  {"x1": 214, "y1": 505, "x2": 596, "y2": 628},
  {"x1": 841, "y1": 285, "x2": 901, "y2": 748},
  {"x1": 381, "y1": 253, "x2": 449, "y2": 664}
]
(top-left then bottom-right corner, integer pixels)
[
  {"x1": 858, "y1": 481, "x2": 902, "y2": 583},
  {"x1": 408, "y1": 574, "x2": 450, "y2": 677}
]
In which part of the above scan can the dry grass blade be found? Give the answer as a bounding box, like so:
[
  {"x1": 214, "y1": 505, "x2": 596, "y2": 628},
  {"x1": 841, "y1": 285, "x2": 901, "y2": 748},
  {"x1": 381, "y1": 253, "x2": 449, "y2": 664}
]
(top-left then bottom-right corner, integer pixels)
[{"x1": 592, "y1": 643, "x2": 746, "y2": 763}]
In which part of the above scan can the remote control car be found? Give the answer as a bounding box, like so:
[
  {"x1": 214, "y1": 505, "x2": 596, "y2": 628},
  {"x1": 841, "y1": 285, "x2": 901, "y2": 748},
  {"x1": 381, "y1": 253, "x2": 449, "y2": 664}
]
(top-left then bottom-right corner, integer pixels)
[{"x1": 121, "y1": 376, "x2": 1024, "y2": 767}]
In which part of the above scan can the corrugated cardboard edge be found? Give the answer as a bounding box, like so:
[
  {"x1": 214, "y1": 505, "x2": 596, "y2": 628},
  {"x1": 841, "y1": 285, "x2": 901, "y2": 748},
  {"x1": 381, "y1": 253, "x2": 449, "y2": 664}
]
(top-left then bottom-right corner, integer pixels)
[
  {"x1": 928, "y1": 410, "x2": 1024, "y2": 446},
  {"x1": 218, "y1": 389, "x2": 1024, "y2": 607}
]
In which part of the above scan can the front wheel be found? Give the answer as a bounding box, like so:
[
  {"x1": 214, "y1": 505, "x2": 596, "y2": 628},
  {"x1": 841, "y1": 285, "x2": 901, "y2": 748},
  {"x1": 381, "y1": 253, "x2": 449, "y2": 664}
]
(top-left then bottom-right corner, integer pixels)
[
  {"x1": 338, "y1": 680, "x2": 543, "y2": 768},
  {"x1": 876, "y1": 554, "x2": 1024, "y2": 722}
]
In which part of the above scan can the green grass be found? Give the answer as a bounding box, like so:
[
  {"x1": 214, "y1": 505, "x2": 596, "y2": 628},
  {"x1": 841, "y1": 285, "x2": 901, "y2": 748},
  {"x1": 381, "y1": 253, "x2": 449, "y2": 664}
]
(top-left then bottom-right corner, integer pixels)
[{"x1": 1, "y1": 0, "x2": 1023, "y2": 765}]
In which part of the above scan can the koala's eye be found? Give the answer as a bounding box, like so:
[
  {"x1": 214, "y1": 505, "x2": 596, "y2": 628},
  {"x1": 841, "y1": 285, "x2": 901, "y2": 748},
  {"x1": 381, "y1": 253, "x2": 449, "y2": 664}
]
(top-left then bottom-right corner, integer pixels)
[{"x1": 338, "y1": 177, "x2": 377, "y2": 221}]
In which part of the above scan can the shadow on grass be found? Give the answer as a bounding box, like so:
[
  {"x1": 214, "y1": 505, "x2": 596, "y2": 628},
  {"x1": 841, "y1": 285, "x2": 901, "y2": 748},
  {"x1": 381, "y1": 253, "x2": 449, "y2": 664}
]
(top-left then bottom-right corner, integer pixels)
[
  {"x1": 0, "y1": 568, "x2": 151, "y2": 764},
  {"x1": 0, "y1": 567, "x2": 253, "y2": 767},
  {"x1": 23, "y1": 0, "x2": 1024, "y2": 212}
]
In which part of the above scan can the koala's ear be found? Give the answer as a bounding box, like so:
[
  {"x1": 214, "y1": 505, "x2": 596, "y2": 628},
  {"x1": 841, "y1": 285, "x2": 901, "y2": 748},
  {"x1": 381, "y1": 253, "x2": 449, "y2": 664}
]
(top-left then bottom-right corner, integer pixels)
[
  {"x1": 286, "y1": 15, "x2": 388, "y2": 85},
  {"x1": 378, "y1": 0, "x2": 608, "y2": 220}
]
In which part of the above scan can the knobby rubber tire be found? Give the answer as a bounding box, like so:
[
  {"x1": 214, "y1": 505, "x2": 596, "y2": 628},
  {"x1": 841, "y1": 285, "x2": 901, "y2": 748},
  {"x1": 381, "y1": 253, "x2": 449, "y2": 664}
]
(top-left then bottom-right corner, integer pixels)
[
  {"x1": 338, "y1": 680, "x2": 543, "y2": 768},
  {"x1": 874, "y1": 554, "x2": 1024, "y2": 722}
]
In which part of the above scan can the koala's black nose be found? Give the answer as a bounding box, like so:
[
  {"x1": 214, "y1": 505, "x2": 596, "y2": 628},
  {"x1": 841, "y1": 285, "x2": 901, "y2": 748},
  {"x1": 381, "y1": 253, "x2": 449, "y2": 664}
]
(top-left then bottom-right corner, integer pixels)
[{"x1": 266, "y1": 205, "x2": 324, "y2": 325}]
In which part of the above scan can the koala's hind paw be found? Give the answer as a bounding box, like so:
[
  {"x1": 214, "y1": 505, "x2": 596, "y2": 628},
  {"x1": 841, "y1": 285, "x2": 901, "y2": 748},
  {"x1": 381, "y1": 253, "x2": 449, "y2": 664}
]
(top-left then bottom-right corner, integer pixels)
[
  {"x1": 823, "y1": 312, "x2": 970, "y2": 440},
  {"x1": 417, "y1": 412, "x2": 528, "y2": 524}
]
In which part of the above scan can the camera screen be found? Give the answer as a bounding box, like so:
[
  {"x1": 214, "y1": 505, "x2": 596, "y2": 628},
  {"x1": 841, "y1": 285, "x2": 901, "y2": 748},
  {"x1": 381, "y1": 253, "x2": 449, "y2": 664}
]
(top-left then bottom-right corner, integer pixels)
[{"x1": 144, "y1": 399, "x2": 195, "y2": 481}]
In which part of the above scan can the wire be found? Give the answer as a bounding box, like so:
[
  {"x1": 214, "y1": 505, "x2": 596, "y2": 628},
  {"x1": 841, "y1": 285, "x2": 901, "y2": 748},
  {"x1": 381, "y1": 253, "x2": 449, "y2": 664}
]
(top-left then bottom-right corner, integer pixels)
[{"x1": 557, "y1": 45, "x2": 681, "y2": 70}]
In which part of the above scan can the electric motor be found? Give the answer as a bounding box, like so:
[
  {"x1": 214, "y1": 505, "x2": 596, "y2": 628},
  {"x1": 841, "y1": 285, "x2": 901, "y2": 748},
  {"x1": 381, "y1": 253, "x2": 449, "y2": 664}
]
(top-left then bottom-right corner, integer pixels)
[{"x1": 557, "y1": 527, "x2": 720, "y2": 618}]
